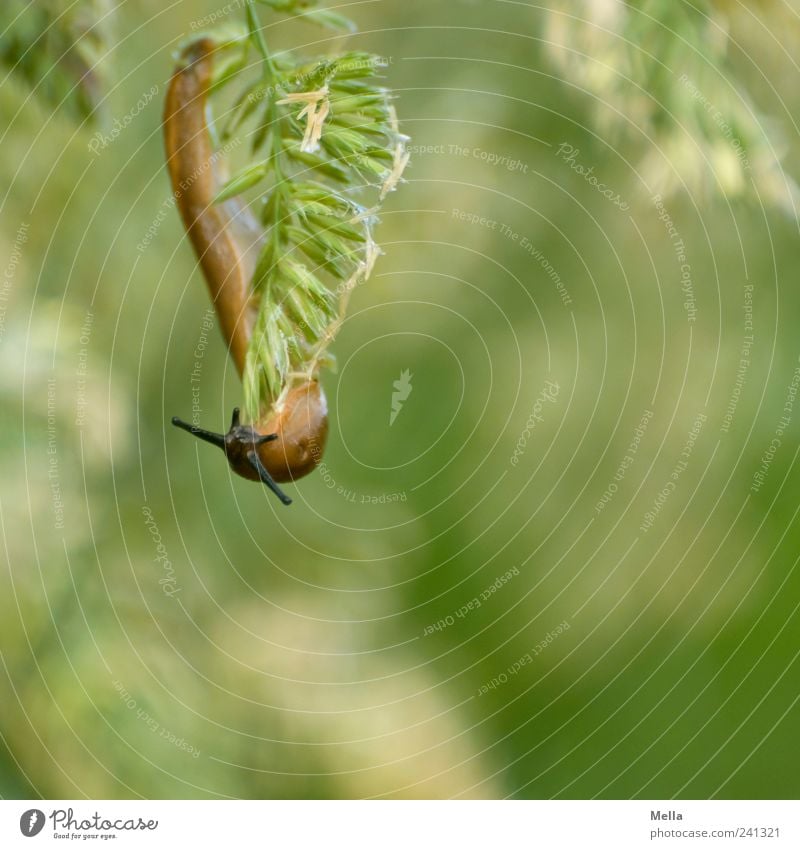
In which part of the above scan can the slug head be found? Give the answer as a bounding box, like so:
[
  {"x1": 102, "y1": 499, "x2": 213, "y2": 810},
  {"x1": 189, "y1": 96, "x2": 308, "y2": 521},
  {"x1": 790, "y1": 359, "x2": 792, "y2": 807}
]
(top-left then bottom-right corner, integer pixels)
[{"x1": 172, "y1": 382, "x2": 328, "y2": 505}]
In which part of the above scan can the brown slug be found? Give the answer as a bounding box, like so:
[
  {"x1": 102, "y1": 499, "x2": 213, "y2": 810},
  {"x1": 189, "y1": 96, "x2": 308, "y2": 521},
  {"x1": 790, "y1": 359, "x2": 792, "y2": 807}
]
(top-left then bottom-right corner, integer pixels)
[{"x1": 164, "y1": 38, "x2": 328, "y2": 505}]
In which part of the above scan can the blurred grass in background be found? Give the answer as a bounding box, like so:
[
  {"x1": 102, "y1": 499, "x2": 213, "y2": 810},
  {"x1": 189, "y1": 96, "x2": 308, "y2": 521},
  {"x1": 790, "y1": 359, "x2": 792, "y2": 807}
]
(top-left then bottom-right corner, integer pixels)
[{"x1": 1, "y1": 0, "x2": 800, "y2": 799}]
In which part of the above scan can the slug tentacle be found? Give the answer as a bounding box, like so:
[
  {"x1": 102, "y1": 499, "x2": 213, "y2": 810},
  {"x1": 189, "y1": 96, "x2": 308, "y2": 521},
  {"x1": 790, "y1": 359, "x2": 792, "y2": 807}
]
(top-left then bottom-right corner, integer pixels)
[
  {"x1": 248, "y1": 452, "x2": 293, "y2": 506},
  {"x1": 171, "y1": 417, "x2": 226, "y2": 450}
]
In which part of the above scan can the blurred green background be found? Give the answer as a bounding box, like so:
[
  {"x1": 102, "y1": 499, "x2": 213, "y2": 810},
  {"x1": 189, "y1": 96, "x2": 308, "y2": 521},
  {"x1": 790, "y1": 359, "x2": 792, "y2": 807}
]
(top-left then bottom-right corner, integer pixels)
[{"x1": 1, "y1": 0, "x2": 800, "y2": 799}]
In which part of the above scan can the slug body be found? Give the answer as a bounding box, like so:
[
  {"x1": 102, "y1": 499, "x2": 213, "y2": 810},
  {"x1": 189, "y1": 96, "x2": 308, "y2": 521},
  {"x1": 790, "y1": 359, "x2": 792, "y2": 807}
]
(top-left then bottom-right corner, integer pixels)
[
  {"x1": 245, "y1": 384, "x2": 328, "y2": 483},
  {"x1": 163, "y1": 37, "x2": 259, "y2": 376},
  {"x1": 165, "y1": 38, "x2": 328, "y2": 504}
]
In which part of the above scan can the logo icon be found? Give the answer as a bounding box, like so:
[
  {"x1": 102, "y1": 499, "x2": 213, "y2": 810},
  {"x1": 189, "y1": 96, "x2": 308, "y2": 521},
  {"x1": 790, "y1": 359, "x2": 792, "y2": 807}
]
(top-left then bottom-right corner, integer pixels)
[
  {"x1": 19, "y1": 809, "x2": 45, "y2": 837},
  {"x1": 389, "y1": 369, "x2": 413, "y2": 426}
]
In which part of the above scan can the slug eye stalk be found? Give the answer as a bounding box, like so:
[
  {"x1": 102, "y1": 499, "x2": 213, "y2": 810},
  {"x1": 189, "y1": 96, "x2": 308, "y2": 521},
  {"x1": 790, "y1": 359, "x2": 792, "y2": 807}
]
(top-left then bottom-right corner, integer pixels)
[{"x1": 170, "y1": 418, "x2": 226, "y2": 451}]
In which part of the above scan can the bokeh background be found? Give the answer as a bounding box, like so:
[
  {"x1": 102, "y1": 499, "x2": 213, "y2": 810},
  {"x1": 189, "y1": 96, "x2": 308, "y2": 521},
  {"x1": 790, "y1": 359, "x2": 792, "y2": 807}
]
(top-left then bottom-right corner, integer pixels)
[{"x1": 2, "y1": 0, "x2": 800, "y2": 799}]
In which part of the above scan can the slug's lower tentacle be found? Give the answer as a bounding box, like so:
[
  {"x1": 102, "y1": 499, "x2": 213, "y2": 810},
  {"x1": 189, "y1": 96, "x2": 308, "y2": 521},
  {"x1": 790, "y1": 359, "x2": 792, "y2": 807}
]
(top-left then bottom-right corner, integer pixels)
[{"x1": 247, "y1": 452, "x2": 293, "y2": 506}]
